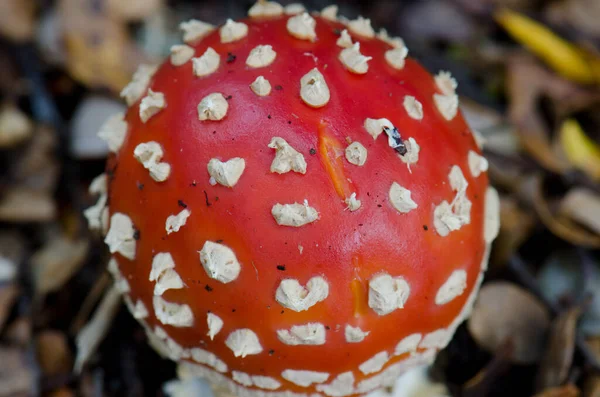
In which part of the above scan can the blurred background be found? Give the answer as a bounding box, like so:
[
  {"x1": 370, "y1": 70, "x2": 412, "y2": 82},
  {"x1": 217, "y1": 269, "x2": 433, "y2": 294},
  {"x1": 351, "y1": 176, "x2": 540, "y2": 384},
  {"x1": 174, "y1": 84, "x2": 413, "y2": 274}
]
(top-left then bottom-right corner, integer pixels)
[{"x1": 0, "y1": 0, "x2": 600, "y2": 396}]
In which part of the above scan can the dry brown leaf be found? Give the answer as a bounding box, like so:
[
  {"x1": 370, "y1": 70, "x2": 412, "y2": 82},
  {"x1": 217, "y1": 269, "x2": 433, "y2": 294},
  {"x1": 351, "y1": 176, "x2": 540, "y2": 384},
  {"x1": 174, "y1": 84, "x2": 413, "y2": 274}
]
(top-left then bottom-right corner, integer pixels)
[
  {"x1": 59, "y1": 0, "x2": 152, "y2": 93},
  {"x1": 559, "y1": 188, "x2": 600, "y2": 235},
  {"x1": 74, "y1": 285, "x2": 122, "y2": 373},
  {"x1": 584, "y1": 375, "x2": 600, "y2": 397},
  {"x1": 532, "y1": 175, "x2": 600, "y2": 247},
  {"x1": 493, "y1": 196, "x2": 536, "y2": 265},
  {"x1": 507, "y1": 54, "x2": 600, "y2": 173},
  {"x1": 0, "y1": 105, "x2": 33, "y2": 148},
  {"x1": 30, "y1": 237, "x2": 89, "y2": 295},
  {"x1": 48, "y1": 388, "x2": 76, "y2": 397},
  {"x1": 36, "y1": 330, "x2": 73, "y2": 376},
  {"x1": 0, "y1": 0, "x2": 36, "y2": 42},
  {"x1": 468, "y1": 281, "x2": 551, "y2": 364},
  {"x1": 12, "y1": 125, "x2": 59, "y2": 193},
  {"x1": 4, "y1": 317, "x2": 31, "y2": 347},
  {"x1": 0, "y1": 187, "x2": 57, "y2": 222},
  {"x1": 0, "y1": 285, "x2": 19, "y2": 332},
  {"x1": 0, "y1": 347, "x2": 34, "y2": 395},
  {"x1": 533, "y1": 384, "x2": 580, "y2": 397},
  {"x1": 106, "y1": 0, "x2": 165, "y2": 21},
  {"x1": 545, "y1": 0, "x2": 600, "y2": 38},
  {"x1": 0, "y1": 232, "x2": 25, "y2": 265},
  {"x1": 536, "y1": 307, "x2": 582, "y2": 390}
]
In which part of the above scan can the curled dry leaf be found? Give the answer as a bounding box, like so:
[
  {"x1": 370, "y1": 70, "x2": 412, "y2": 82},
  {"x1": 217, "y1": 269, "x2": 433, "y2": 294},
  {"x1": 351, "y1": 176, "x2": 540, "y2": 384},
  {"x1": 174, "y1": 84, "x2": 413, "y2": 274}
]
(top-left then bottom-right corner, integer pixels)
[
  {"x1": 507, "y1": 54, "x2": 600, "y2": 174},
  {"x1": 532, "y1": 384, "x2": 580, "y2": 397},
  {"x1": 468, "y1": 281, "x2": 551, "y2": 364},
  {"x1": 496, "y1": 8, "x2": 600, "y2": 84},
  {"x1": 0, "y1": 187, "x2": 57, "y2": 222},
  {"x1": 12, "y1": 125, "x2": 60, "y2": 193},
  {"x1": 36, "y1": 330, "x2": 73, "y2": 376},
  {"x1": 493, "y1": 196, "x2": 536, "y2": 265},
  {"x1": 0, "y1": 104, "x2": 33, "y2": 148},
  {"x1": 74, "y1": 285, "x2": 122, "y2": 373},
  {"x1": 532, "y1": 175, "x2": 600, "y2": 247},
  {"x1": 559, "y1": 119, "x2": 600, "y2": 181},
  {"x1": 30, "y1": 237, "x2": 89, "y2": 295},
  {"x1": 559, "y1": 188, "x2": 600, "y2": 236},
  {"x1": 0, "y1": 0, "x2": 36, "y2": 42},
  {"x1": 0, "y1": 285, "x2": 19, "y2": 332},
  {"x1": 106, "y1": 0, "x2": 165, "y2": 21},
  {"x1": 379, "y1": 366, "x2": 451, "y2": 397},
  {"x1": 0, "y1": 347, "x2": 34, "y2": 395},
  {"x1": 0, "y1": 232, "x2": 25, "y2": 265},
  {"x1": 59, "y1": 0, "x2": 150, "y2": 93},
  {"x1": 545, "y1": 0, "x2": 600, "y2": 38},
  {"x1": 163, "y1": 377, "x2": 216, "y2": 397},
  {"x1": 536, "y1": 307, "x2": 582, "y2": 390},
  {"x1": 584, "y1": 337, "x2": 600, "y2": 397}
]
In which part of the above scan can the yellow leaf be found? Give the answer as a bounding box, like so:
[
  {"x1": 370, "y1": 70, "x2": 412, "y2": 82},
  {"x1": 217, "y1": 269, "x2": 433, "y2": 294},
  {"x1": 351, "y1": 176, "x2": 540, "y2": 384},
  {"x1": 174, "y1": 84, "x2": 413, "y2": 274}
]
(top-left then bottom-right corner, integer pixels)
[
  {"x1": 560, "y1": 119, "x2": 600, "y2": 180},
  {"x1": 495, "y1": 8, "x2": 598, "y2": 84}
]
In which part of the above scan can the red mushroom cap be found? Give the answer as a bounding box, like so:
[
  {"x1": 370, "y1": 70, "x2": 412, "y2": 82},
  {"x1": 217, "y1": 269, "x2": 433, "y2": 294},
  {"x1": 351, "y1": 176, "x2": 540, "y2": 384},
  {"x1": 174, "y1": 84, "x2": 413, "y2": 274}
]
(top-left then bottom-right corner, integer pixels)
[{"x1": 89, "y1": 3, "x2": 500, "y2": 396}]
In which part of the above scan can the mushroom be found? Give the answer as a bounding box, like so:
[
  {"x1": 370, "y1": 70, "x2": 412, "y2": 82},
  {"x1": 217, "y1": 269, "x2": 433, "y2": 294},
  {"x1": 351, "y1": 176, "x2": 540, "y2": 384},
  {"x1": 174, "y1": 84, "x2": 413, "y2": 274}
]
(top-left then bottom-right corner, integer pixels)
[{"x1": 90, "y1": 2, "x2": 500, "y2": 396}]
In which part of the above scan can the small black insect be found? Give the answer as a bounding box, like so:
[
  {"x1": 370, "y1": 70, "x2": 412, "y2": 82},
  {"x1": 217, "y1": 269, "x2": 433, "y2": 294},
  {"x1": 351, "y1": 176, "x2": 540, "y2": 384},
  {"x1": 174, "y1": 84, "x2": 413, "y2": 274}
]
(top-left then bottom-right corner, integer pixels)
[{"x1": 226, "y1": 52, "x2": 237, "y2": 63}]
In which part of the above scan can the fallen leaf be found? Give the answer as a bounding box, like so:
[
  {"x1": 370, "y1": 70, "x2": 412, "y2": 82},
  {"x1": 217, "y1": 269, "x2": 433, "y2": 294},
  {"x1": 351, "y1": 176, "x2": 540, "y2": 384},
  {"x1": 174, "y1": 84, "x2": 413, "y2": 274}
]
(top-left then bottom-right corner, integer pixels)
[
  {"x1": 0, "y1": 285, "x2": 20, "y2": 331},
  {"x1": 0, "y1": 0, "x2": 36, "y2": 43},
  {"x1": 12, "y1": 125, "x2": 60, "y2": 193},
  {"x1": 559, "y1": 119, "x2": 600, "y2": 181},
  {"x1": 533, "y1": 384, "x2": 580, "y2": 397},
  {"x1": 507, "y1": 55, "x2": 599, "y2": 174},
  {"x1": 532, "y1": 175, "x2": 600, "y2": 247},
  {"x1": 4, "y1": 316, "x2": 31, "y2": 347},
  {"x1": 496, "y1": 8, "x2": 599, "y2": 84},
  {"x1": 0, "y1": 347, "x2": 34, "y2": 395},
  {"x1": 0, "y1": 187, "x2": 57, "y2": 222},
  {"x1": 106, "y1": 0, "x2": 165, "y2": 21},
  {"x1": 536, "y1": 307, "x2": 582, "y2": 390},
  {"x1": 493, "y1": 196, "x2": 536, "y2": 265},
  {"x1": 468, "y1": 281, "x2": 551, "y2": 364},
  {"x1": 584, "y1": 375, "x2": 600, "y2": 397},
  {"x1": 559, "y1": 188, "x2": 600, "y2": 235},
  {"x1": 59, "y1": 0, "x2": 152, "y2": 93},
  {"x1": 30, "y1": 237, "x2": 89, "y2": 295},
  {"x1": 0, "y1": 104, "x2": 33, "y2": 148},
  {"x1": 545, "y1": 0, "x2": 600, "y2": 38},
  {"x1": 36, "y1": 330, "x2": 73, "y2": 376},
  {"x1": 74, "y1": 285, "x2": 122, "y2": 373}
]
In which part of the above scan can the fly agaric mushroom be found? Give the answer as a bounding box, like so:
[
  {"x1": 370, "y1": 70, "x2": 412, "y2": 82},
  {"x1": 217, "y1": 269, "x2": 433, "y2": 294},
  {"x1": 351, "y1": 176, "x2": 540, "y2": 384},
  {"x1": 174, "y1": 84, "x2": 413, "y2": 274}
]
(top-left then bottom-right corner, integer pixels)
[{"x1": 90, "y1": 2, "x2": 500, "y2": 396}]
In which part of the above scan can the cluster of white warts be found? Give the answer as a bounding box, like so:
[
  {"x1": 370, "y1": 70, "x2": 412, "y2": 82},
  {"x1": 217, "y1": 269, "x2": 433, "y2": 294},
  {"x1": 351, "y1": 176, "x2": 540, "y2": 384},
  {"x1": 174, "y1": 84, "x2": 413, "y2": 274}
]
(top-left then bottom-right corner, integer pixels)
[{"x1": 87, "y1": 2, "x2": 499, "y2": 396}]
